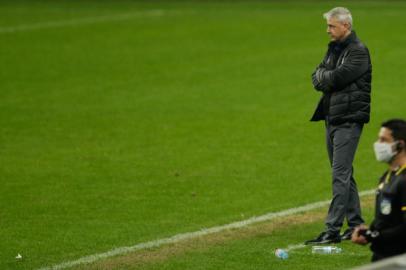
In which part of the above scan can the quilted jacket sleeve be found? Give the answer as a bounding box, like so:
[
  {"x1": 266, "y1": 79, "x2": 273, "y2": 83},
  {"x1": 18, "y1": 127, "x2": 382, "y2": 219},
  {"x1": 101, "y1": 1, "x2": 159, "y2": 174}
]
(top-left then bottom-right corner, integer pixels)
[
  {"x1": 315, "y1": 45, "x2": 369, "y2": 92},
  {"x1": 311, "y1": 52, "x2": 330, "y2": 92}
]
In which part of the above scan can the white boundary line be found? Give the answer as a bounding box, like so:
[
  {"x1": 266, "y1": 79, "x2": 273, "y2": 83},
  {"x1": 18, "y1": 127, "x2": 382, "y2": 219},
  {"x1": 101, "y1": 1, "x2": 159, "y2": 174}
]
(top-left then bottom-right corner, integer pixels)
[
  {"x1": 37, "y1": 189, "x2": 375, "y2": 270},
  {"x1": 0, "y1": 10, "x2": 170, "y2": 33}
]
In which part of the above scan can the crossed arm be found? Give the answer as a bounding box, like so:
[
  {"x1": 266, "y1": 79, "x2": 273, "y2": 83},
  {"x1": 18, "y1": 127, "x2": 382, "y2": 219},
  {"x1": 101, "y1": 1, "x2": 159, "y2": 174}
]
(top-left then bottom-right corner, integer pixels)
[{"x1": 312, "y1": 46, "x2": 369, "y2": 93}]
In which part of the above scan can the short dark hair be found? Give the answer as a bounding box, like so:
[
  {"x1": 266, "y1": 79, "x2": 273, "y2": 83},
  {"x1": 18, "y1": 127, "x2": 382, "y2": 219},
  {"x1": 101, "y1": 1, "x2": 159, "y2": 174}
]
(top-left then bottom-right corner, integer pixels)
[{"x1": 381, "y1": 119, "x2": 406, "y2": 142}]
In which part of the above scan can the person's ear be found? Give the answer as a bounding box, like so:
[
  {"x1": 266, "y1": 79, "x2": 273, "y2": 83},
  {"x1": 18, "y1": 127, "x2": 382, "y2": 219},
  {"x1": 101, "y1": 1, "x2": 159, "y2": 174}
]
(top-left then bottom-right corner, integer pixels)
[{"x1": 397, "y1": 140, "x2": 405, "y2": 151}]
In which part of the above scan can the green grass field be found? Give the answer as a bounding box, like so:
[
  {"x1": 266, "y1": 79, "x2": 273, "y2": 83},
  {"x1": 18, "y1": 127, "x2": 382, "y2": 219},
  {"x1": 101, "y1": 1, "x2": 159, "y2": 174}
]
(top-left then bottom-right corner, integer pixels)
[
  {"x1": 1, "y1": 1, "x2": 405, "y2": 269},
  {"x1": 72, "y1": 198, "x2": 375, "y2": 270}
]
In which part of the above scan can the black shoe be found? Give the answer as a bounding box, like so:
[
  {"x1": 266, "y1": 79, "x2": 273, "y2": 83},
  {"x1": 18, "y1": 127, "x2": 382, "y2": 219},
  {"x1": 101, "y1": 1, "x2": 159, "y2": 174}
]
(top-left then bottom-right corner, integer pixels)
[
  {"x1": 304, "y1": 231, "x2": 341, "y2": 245},
  {"x1": 340, "y1": 228, "x2": 354, "y2": 241}
]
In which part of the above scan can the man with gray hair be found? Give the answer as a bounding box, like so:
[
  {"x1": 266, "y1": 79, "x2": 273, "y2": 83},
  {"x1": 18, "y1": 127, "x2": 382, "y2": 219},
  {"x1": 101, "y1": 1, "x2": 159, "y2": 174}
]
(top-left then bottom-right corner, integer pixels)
[{"x1": 305, "y1": 7, "x2": 372, "y2": 245}]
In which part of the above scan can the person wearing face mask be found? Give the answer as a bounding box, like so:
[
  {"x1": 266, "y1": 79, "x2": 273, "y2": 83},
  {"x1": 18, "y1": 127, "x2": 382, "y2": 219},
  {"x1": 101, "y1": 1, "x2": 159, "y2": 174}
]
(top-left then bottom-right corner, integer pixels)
[
  {"x1": 306, "y1": 7, "x2": 372, "y2": 245},
  {"x1": 352, "y1": 119, "x2": 406, "y2": 262}
]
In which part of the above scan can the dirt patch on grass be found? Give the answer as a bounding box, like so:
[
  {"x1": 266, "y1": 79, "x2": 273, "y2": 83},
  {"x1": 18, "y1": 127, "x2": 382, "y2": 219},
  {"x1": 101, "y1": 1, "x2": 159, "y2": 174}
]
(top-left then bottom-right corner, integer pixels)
[{"x1": 76, "y1": 195, "x2": 375, "y2": 270}]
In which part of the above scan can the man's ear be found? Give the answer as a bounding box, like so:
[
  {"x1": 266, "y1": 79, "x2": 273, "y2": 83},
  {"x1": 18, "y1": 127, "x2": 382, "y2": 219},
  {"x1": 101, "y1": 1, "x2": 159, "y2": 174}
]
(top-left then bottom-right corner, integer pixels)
[
  {"x1": 344, "y1": 23, "x2": 351, "y2": 31},
  {"x1": 398, "y1": 140, "x2": 406, "y2": 151}
]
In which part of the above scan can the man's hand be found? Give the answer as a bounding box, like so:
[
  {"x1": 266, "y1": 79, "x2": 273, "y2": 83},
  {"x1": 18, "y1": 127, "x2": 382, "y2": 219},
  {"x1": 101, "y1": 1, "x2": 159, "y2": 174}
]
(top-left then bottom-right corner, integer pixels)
[
  {"x1": 351, "y1": 224, "x2": 369, "y2": 245},
  {"x1": 312, "y1": 69, "x2": 328, "y2": 92}
]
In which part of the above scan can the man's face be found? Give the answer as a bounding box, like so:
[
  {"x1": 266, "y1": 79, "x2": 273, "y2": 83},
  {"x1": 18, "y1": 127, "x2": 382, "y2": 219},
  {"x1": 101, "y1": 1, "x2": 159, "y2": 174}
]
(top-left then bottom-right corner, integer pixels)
[
  {"x1": 326, "y1": 18, "x2": 350, "y2": 41},
  {"x1": 377, "y1": 127, "x2": 395, "y2": 144}
]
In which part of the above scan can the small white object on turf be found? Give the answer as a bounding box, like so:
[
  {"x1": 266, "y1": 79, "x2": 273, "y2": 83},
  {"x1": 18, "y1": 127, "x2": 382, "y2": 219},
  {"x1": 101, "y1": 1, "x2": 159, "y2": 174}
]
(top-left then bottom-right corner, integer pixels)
[{"x1": 275, "y1": 248, "x2": 289, "y2": 259}]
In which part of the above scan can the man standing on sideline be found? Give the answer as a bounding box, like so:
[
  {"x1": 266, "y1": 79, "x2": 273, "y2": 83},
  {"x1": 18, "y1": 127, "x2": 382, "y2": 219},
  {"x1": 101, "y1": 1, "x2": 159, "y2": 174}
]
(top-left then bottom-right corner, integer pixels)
[
  {"x1": 305, "y1": 7, "x2": 372, "y2": 244},
  {"x1": 352, "y1": 119, "x2": 406, "y2": 262}
]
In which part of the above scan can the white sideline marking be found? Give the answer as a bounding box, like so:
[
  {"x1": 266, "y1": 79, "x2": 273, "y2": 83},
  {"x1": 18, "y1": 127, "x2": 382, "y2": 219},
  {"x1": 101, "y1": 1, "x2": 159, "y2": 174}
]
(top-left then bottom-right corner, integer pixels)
[
  {"x1": 0, "y1": 10, "x2": 169, "y2": 33},
  {"x1": 37, "y1": 189, "x2": 375, "y2": 270}
]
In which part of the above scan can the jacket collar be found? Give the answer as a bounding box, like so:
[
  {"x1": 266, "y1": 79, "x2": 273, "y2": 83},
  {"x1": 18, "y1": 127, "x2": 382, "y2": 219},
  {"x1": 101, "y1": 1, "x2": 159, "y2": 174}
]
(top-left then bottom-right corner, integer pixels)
[
  {"x1": 339, "y1": 30, "x2": 357, "y2": 47},
  {"x1": 328, "y1": 31, "x2": 357, "y2": 52}
]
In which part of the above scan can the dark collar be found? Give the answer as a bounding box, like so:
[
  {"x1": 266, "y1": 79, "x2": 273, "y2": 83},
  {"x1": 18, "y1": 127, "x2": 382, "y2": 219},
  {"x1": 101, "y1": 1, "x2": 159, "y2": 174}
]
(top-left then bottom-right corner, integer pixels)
[
  {"x1": 328, "y1": 31, "x2": 357, "y2": 52},
  {"x1": 339, "y1": 31, "x2": 357, "y2": 47}
]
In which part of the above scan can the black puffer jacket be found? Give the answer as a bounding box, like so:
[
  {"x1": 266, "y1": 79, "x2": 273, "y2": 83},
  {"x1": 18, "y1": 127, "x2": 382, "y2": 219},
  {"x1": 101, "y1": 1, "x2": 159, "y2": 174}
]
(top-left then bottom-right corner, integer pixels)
[{"x1": 310, "y1": 31, "x2": 372, "y2": 124}]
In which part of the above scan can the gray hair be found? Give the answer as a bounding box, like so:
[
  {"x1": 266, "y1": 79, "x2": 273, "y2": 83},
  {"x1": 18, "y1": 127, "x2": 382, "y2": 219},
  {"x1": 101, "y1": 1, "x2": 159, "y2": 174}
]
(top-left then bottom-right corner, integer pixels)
[{"x1": 323, "y1": 7, "x2": 353, "y2": 29}]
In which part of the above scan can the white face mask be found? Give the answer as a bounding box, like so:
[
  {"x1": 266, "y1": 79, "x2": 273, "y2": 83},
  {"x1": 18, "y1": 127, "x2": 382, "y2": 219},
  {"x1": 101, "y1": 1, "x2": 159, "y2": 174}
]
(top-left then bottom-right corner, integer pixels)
[{"x1": 373, "y1": 142, "x2": 398, "y2": 163}]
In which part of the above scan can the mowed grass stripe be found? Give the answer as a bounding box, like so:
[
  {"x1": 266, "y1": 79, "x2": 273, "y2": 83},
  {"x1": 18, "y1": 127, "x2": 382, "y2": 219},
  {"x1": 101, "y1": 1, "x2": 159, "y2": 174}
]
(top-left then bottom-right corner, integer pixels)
[
  {"x1": 0, "y1": 10, "x2": 185, "y2": 33},
  {"x1": 38, "y1": 190, "x2": 374, "y2": 270}
]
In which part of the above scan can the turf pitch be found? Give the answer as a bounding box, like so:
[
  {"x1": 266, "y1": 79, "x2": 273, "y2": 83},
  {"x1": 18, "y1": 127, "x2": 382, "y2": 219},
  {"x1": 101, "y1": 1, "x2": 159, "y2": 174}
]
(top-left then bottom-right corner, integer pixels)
[{"x1": 1, "y1": 1, "x2": 406, "y2": 269}]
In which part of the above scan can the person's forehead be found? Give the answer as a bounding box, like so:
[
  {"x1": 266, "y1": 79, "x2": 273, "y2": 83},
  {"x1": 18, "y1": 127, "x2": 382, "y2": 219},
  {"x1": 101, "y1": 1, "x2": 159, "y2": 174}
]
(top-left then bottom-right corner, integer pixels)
[
  {"x1": 379, "y1": 127, "x2": 393, "y2": 139},
  {"x1": 327, "y1": 18, "x2": 342, "y2": 26}
]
